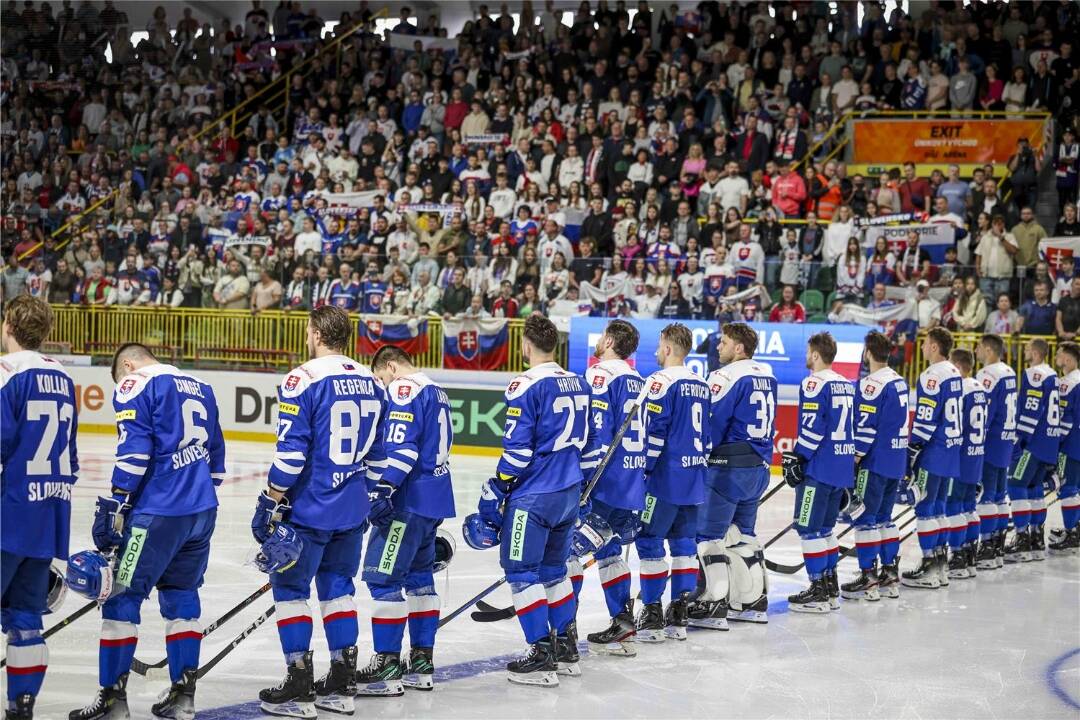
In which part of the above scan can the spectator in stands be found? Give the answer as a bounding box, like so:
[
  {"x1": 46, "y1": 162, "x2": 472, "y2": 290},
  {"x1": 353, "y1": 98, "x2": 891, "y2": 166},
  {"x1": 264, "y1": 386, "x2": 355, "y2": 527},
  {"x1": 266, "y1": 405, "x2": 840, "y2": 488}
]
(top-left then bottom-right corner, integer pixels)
[
  {"x1": 975, "y1": 214, "x2": 1018, "y2": 300},
  {"x1": 1058, "y1": 277, "x2": 1080, "y2": 340},
  {"x1": 955, "y1": 275, "x2": 988, "y2": 331},
  {"x1": 1011, "y1": 206, "x2": 1048, "y2": 275},
  {"x1": 1058, "y1": 203, "x2": 1080, "y2": 237},
  {"x1": 213, "y1": 258, "x2": 252, "y2": 310},
  {"x1": 251, "y1": 268, "x2": 283, "y2": 315},
  {"x1": 1019, "y1": 279, "x2": 1058, "y2": 335},
  {"x1": 1056, "y1": 128, "x2": 1080, "y2": 209},
  {"x1": 769, "y1": 285, "x2": 806, "y2": 323},
  {"x1": 985, "y1": 292, "x2": 1022, "y2": 334}
]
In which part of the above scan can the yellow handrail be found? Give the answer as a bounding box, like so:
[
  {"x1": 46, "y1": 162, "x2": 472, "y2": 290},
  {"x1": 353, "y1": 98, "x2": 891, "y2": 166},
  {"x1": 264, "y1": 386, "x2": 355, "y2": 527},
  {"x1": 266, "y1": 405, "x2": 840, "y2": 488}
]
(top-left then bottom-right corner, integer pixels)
[{"x1": 45, "y1": 306, "x2": 556, "y2": 373}]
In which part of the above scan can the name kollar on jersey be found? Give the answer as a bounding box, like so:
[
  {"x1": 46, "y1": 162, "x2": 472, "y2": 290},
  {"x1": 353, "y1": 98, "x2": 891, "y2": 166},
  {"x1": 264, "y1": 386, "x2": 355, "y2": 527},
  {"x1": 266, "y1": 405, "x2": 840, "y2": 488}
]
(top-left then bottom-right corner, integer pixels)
[{"x1": 36, "y1": 374, "x2": 71, "y2": 396}]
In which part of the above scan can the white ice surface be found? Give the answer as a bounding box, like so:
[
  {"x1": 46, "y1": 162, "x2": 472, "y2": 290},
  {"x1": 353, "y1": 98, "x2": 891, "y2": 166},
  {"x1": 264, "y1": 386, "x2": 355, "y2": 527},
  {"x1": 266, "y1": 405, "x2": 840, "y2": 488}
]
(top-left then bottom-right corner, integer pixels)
[{"x1": 13, "y1": 435, "x2": 1080, "y2": 719}]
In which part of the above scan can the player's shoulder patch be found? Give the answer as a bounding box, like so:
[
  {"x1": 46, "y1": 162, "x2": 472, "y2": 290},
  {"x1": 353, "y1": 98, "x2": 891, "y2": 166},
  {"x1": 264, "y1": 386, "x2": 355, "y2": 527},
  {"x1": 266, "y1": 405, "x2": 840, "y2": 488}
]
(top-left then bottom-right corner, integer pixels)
[
  {"x1": 859, "y1": 375, "x2": 884, "y2": 400},
  {"x1": 585, "y1": 364, "x2": 611, "y2": 394},
  {"x1": 280, "y1": 364, "x2": 315, "y2": 398},
  {"x1": 801, "y1": 373, "x2": 825, "y2": 398},
  {"x1": 505, "y1": 373, "x2": 535, "y2": 401},
  {"x1": 389, "y1": 376, "x2": 421, "y2": 405},
  {"x1": 646, "y1": 370, "x2": 673, "y2": 399},
  {"x1": 114, "y1": 370, "x2": 151, "y2": 403}
]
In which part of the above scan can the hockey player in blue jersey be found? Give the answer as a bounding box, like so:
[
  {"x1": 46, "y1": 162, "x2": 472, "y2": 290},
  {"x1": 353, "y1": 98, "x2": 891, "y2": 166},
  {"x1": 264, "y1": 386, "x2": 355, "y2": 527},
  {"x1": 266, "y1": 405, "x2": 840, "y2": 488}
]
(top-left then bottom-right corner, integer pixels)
[
  {"x1": 1051, "y1": 341, "x2": 1080, "y2": 554},
  {"x1": 784, "y1": 332, "x2": 855, "y2": 613},
  {"x1": 1006, "y1": 338, "x2": 1060, "y2": 563},
  {"x1": 68, "y1": 343, "x2": 225, "y2": 720},
  {"x1": 634, "y1": 323, "x2": 710, "y2": 640},
  {"x1": 945, "y1": 349, "x2": 988, "y2": 580},
  {"x1": 578, "y1": 320, "x2": 646, "y2": 656},
  {"x1": 693, "y1": 322, "x2": 776, "y2": 629},
  {"x1": 974, "y1": 334, "x2": 1018, "y2": 570},
  {"x1": 361, "y1": 346, "x2": 456, "y2": 693},
  {"x1": 1, "y1": 297, "x2": 78, "y2": 720},
  {"x1": 843, "y1": 331, "x2": 909, "y2": 602},
  {"x1": 249, "y1": 306, "x2": 386, "y2": 718},
  {"x1": 466, "y1": 314, "x2": 587, "y2": 686},
  {"x1": 902, "y1": 327, "x2": 963, "y2": 590}
]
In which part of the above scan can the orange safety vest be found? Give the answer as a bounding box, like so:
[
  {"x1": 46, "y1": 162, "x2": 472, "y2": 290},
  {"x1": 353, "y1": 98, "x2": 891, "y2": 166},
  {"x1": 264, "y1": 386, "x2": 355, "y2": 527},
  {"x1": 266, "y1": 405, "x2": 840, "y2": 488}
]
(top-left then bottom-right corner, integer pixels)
[{"x1": 815, "y1": 173, "x2": 842, "y2": 221}]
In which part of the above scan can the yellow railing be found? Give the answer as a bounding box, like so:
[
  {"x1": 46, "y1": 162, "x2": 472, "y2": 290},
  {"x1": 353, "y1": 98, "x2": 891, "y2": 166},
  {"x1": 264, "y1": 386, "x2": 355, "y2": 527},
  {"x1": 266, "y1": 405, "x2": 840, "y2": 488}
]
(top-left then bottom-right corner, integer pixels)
[
  {"x1": 46, "y1": 306, "x2": 560, "y2": 373},
  {"x1": 904, "y1": 329, "x2": 1058, "y2": 386}
]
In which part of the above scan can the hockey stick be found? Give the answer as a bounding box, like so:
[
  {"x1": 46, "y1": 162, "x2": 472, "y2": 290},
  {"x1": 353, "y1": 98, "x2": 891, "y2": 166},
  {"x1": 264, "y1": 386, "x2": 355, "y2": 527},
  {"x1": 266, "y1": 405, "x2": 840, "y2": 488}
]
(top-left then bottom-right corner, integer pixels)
[
  {"x1": 196, "y1": 605, "x2": 276, "y2": 680},
  {"x1": 444, "y1": 400, "x2": 644, "y2": 629},
  {"x1": 0, "y1": 600, "x2": 98, "y2": 668},
  {"x1": 130, "y1": 582, "x2": 272, "y2": 677},
  {"x1": 470, "y1": 557, "x2": 600, "y2": 623}
]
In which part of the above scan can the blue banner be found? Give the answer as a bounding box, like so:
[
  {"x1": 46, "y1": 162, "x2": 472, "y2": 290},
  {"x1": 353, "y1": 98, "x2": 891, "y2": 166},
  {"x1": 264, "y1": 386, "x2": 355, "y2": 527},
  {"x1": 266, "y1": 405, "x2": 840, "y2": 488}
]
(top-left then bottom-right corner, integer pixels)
[{"x1": 566, "y1": 318, "x2": 871, "y2": 387}]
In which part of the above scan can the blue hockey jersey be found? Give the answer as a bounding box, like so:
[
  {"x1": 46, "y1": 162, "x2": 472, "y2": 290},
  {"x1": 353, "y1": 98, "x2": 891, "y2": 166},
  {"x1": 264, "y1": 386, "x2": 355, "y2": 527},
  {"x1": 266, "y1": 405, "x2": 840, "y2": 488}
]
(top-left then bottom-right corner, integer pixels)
[
  {"x1": 910, "y1": 360, "x2": 963, "y2": 478},
  {"x1": 360, "y1": 279, "x2": 387, "y2": 314},
  {"x1": 706, "y1": 358, "x2": 777, "y2": 464},
  {"x1": 382, "y1": 372, "x2": 455, "y2": 520},
  {"x1": 329, "y1": 280, "x2": 361, "y2": 311},
  {"x1": 1015, "y1": 363, "x2": 1060, "y2": 464},
  {"x1": 498, "y1": 362, "x2": 588, "y2": 496},
  {"x1": 582, "y1": 359, "x2": 646, "y2": 510},
  {"x1": 853, "y1": 367, "x2": 909, "y2": 480},
  {"x1": 111, "y1": 364, "x2": 225, "y2": 517},
  {"x1": 975, "y1": 361, "x2": 1018, "y2": 470},
  {"x1": 958, "y1": 377, "x2": 988, "y2": 485},
  {"x1": 1059, "y1": 368, "x2": 1080, "y2": 462},
  {"x1": 796, "y1": 369, "x2": 856, "y2": 488},
  {"x1": 269, "y1": 355, "x2": 386, "y2": 530},
  {"x1": 1, "y1": 351, "x2": 79, "y2": 560},
  {"x1": 643, "y1": 365, "x2": 710, "y2": 505}
]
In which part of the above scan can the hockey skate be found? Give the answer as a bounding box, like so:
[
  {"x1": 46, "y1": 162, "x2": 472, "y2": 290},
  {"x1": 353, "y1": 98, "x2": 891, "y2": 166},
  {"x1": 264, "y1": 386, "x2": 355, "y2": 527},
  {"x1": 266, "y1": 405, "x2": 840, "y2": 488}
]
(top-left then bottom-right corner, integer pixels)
[
  {"x1": 994, "y1": 531, "x2": 1006, "y2": 568},
  {"x1": 900, "y1": 555, "x2": 940, "y2": 589},
  {"x1": 688, "y1": 599, "x2": 730, "y2": 630},
  {"x1": 507, "y1": 635, "x2": 559, "y2": 687},
  {"x1": 69, "y1": 674, "x2": 130, "y2": 720},
  {"x1": 976, "y1": 540, "x2": 998, "y2": 570},
  {"x1": 663, "y1": 593, "x2": 690, "y2": 640},
  {"x1": 260, "y1": 652, "x2": 316, "y2": 718},
  {"x1": 877, "y1": 562, "x2": 900, "y2": 598},
  {"x1": 587, "y1": 602, "x2": 637, "y2": 656},
  {"x1": 151, "y1": 668, "x2": 196, "y2": 720},
  {"x1": 633, "y1": 602, "x2": 666, "y2": 642},
  {"x1": 947, "y1": 549, "x2": 974, "y2": 579},
  {"x1": 788, "y1": 579, "x2": 831, "y2": 614},
  {"x1": 7, "y1": 694, "x2": 34, "y2": 720},
  {"x1": 824, "y1": 569, "x2": 841, "y2": 609},
  {"x1": 555, "y1": 622, "x2": 581, "y2": 676},
  {"x1": 314, "y1": 645, "x2": 357, "y2": 713},
  {"x1": 355, "y1": 652, "x2": 405, "y2": 697},
  {"x1": 728, "y1": 595, "x2": 768, "y2": 623},
  {"x1": 1049, "y1": 527, "x2": 1080, "y2": 555},
  {"x1": 840, "y1": 564, "x2": 881, "y2": 601},
  {"x1": 1030, "y1": 527, "x2": 1047, "y2": 561},
  {"x1": 402, "y1": 647, "x2": 435, "y2": 690},
  {"x1": 1004, "y1": 531, "x2": 1031, "y2": 563},
  {"x1": 934, "y1": 547, "x2": 950, "y2": 587}
]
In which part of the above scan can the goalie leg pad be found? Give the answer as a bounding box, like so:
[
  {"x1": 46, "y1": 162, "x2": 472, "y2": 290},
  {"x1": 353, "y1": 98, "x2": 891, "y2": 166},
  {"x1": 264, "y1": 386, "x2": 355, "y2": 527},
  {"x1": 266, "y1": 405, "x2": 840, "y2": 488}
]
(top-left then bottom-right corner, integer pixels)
[
  {"x1": 695, "y1": 539, "x2": 729, "y2": 602},
  {"x1": 725, "y1": 528, "x2": 766, "y2": 609}
]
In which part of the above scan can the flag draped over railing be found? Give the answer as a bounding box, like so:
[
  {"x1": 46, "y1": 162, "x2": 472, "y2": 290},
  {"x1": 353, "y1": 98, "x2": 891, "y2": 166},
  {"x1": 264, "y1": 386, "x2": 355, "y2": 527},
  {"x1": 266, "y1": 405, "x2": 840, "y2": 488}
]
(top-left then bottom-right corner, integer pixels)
[
  {"x1": 355, "y1": 315, "x2": 429, "y2": 356},
  {"x1": 442, "y1": 317, "x2": 510, "y2": 370}
]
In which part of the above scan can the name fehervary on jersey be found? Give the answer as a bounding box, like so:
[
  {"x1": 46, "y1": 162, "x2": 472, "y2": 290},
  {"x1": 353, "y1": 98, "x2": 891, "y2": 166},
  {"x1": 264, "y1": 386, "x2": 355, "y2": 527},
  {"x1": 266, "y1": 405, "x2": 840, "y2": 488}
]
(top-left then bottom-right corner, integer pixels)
[{"x1": 27, "y1": 373, "x2": 74, "y2": 502}]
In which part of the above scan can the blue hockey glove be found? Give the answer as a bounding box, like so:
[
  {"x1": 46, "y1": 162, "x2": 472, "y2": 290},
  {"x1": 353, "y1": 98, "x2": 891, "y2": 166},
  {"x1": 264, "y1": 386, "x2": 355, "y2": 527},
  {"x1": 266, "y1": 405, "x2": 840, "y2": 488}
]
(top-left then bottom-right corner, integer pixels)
[
  {"x1": 367, "y1": 481, "x2": 396, "y2": 528},
  {"x1": 91, "y1": 492, "x2": 130, "y2": 551},
  {"x1": 478, "y1": 476, "x2": 511, "y2": 527},
  {"x1": 251, "y1": 490, "x2": 289, "y2": 544}
]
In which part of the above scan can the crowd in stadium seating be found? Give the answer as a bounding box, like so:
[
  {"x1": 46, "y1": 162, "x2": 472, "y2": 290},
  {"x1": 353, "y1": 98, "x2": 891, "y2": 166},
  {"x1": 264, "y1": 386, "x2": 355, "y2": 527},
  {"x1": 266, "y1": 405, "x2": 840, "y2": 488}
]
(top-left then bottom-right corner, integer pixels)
[{"x1": 2, "y1": 1, "x2": 1080, "y2": 337}]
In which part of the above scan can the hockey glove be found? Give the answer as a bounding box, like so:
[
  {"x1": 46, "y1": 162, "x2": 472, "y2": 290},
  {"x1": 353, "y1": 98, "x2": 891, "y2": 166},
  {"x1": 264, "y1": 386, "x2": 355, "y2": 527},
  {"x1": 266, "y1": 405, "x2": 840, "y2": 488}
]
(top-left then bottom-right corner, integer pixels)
[
  {"x1": 1043, "y1": 464, "x2": 1060, "y2": 495},
  {"x1": 91, "y1": 492, "x2": 131, "y2": 552},
  {"x1": 781, "y1": 452, "x2": 806, "y2": 488},
  {"x1": 478, "y1": 476, "x2": 512, "y2": 527},
  {"x1": 251, "y1": 490, "x2": 290, "y2": 544},
  {"x1": 367, "y1": 481, "x2": 396, "y2": 528}
]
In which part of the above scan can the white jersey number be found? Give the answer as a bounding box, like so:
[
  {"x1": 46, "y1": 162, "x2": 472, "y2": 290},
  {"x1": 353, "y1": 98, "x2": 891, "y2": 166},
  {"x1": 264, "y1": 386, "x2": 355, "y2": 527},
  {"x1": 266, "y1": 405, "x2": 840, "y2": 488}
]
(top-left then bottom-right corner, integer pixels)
[{"x1": 25, "y1": 401, "x2": 75, "y2": 476}]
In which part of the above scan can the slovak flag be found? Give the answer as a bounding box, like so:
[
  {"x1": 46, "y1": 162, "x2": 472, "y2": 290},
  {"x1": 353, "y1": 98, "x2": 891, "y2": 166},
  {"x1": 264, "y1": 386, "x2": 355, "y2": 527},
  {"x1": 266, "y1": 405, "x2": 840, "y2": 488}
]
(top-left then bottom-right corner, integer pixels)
[
  {"x1": 1039, "y1": 236, "x2": 1080, "y2": 280},
  {"x1": 355, "y1": 314, "x2": 429, "y2": 356},
  {"x1": 443, "y1": 317, "x2": 510, "y2": 370}
]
